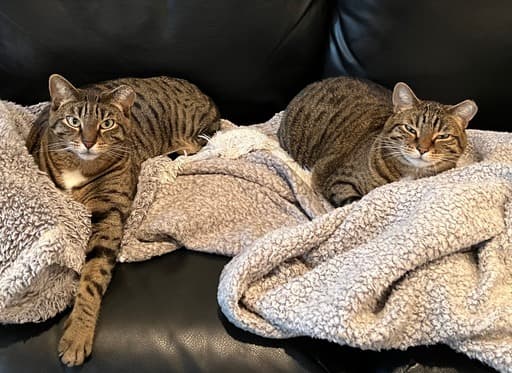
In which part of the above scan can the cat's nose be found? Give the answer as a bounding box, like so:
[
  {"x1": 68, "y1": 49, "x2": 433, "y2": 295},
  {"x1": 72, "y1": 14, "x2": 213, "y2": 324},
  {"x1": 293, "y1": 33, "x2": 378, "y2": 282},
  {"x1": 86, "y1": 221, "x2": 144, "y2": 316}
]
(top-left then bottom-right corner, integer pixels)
[
  {"x1": 83, "y1": 140, "x2": 95, "y2": 149},
  {"x1": 417, "y1": 146, "x2": 429, "y2": 155}
]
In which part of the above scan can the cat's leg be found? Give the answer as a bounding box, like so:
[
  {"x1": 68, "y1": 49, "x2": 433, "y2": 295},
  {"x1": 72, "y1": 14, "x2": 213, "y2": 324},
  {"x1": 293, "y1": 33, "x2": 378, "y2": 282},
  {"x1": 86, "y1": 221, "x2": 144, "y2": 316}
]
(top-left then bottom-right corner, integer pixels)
[
  {"x1": 313, "y1": 157, "x2": 362, "y2": 207},
  {"x1": 327, "y1": 183, "x2": 361, "y2": 207},
  {"x1": 58, "y1": 178, "x2": 132, "y2": 366}
]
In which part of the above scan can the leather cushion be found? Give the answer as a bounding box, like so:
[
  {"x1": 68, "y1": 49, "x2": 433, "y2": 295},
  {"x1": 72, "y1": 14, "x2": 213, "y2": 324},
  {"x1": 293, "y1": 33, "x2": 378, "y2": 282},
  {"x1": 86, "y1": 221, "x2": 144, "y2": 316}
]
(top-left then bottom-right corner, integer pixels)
[
  {"x1": 0, "y1": 251, "x2": 494, "y2": 372},
  {"x1": 0, "y1": 0, "x2": 329, "y2": 124},
  {"x1": 324, "y1": 0, "x2": 512, "y2": 131}
]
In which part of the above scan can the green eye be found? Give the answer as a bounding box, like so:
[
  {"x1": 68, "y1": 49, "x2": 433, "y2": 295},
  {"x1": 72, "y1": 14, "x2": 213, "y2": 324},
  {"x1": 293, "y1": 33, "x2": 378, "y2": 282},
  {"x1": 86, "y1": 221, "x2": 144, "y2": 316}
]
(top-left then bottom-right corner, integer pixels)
[
  {"x1": 437, "y1": 134, "x2": 451, "y2": 140},
  {"x1": 65, "y1": 116, "x2": 81, "y2": 128},
  {"x1": 403, "y1": 124, "x2": 417, "y2": 135},
  {"x1": 100, "y1": 119, "x2": 116, "y2": 130}
]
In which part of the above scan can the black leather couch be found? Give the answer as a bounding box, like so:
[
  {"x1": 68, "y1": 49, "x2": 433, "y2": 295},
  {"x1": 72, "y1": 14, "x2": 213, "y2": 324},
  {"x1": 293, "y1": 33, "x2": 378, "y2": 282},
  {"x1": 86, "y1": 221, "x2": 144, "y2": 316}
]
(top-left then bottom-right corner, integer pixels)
[{"x1": 0, "y1": 1, "x2": 509, "y2": 372}]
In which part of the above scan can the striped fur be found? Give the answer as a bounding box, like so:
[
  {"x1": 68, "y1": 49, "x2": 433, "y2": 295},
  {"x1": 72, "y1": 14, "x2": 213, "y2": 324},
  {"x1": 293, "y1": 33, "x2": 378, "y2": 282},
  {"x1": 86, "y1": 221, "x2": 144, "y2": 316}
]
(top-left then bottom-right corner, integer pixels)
[
  {"x1": 27, "y1": 74, "x2": 220, "y2": 366},
  {"x1": 278, "y1": 77, "x2": 477, "y2": 207}
]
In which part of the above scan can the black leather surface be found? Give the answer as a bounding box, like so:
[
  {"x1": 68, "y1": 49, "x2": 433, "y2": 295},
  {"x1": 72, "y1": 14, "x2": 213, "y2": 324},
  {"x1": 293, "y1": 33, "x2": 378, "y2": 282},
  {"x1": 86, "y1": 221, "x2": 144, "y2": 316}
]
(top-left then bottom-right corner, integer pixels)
[
  {"x1": 0, "y1": 252, "x2": 324, "y2": 373},
  {"x1": 0, "y1": 251, "x2": 496, "y2": 373},
  {"x1": 0, "y1": 0, "x2": 329, "y2": 124},
  {"x1": 324, "y1": 0, "x2": 512, "y2": 131}
]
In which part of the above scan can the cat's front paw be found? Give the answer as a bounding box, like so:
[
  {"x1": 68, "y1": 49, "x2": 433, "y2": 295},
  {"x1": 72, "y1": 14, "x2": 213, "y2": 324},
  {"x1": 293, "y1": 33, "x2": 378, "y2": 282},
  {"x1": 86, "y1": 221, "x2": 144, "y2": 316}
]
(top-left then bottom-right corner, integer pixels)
[{"x1": 58, "y1": 316, "x2": 94, "y2": 367}]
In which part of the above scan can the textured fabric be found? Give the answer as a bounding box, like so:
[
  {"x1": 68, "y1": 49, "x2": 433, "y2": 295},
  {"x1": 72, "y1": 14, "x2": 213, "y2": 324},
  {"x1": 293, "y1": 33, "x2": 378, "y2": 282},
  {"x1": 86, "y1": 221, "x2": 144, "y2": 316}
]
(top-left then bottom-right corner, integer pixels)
[
  {"x1": 119, "y1": 114, "x2": 331, "y2": 261},
  {"x1": 120, "y1": 113, "x2": 512, "y2": 372},
  {"x1": 0, "y1": 101, "x2": 89, "y2": 323}
]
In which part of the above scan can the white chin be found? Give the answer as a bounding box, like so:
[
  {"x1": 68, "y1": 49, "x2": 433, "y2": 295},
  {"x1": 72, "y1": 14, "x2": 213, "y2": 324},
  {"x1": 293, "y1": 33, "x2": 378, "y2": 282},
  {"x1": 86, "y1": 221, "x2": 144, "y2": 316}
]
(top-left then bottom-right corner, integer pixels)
[
  {"x1": 403, "y1": 156, "x2": 432, "y2": 168},
  {"x1": 77, "y1": 152, "x2": 99, "y2": 161}
]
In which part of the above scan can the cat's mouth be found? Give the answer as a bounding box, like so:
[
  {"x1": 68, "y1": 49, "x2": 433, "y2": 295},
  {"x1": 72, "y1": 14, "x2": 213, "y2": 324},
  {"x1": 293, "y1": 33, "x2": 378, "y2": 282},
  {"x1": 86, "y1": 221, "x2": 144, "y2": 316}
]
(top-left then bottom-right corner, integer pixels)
[
  {"x1": 77, "y1": 151, "x2": 100, "y2": 161},
  {"x1": 74, "y1": 143, "x2": 100, "y2": 161},
  {"x1": 401, "y1": 151, "x2": 436, "y2": 168},
  {"x1": 403, "y1": 156, "x2": 433, "y2": 168}
]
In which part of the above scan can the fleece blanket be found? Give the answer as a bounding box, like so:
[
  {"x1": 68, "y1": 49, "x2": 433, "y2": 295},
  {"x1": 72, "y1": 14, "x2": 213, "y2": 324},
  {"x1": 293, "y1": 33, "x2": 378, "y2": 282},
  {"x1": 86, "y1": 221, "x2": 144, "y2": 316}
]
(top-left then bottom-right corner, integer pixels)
[
  {"x1": 1, "y1": 101, "x2": 511, "y2": 371},
  {"x1": 0, "y1": 101, "x2": 90, "y2": 323}
]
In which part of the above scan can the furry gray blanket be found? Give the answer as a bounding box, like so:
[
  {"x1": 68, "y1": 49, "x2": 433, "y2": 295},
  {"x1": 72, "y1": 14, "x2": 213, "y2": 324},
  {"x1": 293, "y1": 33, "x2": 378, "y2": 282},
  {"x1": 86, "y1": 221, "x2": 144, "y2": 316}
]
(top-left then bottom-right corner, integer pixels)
[
  {"x1": 1, "y1": 101, "x2": 511, "y2": 371},
  {"x1": 0, "y1": 101, "x2": 89, "y2": 323}
]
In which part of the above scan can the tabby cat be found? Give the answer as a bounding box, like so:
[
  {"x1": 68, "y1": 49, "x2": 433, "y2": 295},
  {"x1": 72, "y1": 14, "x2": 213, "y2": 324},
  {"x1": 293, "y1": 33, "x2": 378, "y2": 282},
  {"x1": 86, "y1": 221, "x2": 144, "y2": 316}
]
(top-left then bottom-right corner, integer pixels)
[
  {"x1": 278, "y1": 77, "x2": 477, "y2": 206},
  {"x1": 27, "y1": 74, "x2": 220, "y2": 366}
]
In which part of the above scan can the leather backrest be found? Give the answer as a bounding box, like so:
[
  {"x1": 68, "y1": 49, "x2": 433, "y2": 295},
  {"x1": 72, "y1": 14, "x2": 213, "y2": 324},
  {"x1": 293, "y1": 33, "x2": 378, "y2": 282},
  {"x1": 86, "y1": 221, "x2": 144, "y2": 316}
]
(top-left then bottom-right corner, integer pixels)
[
  {"x1": 0, "y1": 0, "x2": 330, "y2": 123},
  {"x1": 324, "y1": 0, "x2": 512, "y2": 131}
]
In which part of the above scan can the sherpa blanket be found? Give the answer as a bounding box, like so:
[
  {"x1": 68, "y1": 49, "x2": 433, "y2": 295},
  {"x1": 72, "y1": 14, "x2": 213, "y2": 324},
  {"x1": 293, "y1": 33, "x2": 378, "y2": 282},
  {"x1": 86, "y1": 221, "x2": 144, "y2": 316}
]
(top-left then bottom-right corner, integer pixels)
[
  {"x1": 119, "y1": 113, "x2": 512, "y2": 372},
  {"x1": 0, "y1": 101, "x2": 90, "y2": 323}
]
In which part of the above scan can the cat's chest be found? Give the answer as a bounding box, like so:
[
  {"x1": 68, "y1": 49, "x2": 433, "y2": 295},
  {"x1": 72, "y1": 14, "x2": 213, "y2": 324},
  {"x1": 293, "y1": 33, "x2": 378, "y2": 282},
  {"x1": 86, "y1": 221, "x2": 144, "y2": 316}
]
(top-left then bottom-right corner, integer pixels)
[{"x1": 59, "y1": 169, "x2": 89, "y2": 190}]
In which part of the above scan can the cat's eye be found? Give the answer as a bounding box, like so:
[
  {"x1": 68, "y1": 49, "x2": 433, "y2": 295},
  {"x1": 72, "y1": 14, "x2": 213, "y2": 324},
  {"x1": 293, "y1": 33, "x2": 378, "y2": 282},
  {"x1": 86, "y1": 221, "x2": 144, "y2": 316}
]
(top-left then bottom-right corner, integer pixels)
[
  {"x1": 403, "y1": 124, "x2": 417, "y2": 135},
  {"x1": 65, "y1": 116, "x2": 81, "y2": 128},
  {"x1": 436, "y1": 134, "x2": 451, "y2": 140},
  {"x1": 100, "y1": 119, "x2": 116, "y2": 130}
]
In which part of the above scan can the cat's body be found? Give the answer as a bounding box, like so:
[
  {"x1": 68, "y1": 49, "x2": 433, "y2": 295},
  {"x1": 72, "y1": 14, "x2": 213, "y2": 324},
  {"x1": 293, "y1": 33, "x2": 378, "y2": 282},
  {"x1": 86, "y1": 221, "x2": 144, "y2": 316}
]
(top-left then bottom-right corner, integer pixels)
[
  {"x1": 27, "y1": 75, "x2": 220, "y2": 366},
  {"x1": 278, "y1": 77, "x2": 477, "y2": 206}
]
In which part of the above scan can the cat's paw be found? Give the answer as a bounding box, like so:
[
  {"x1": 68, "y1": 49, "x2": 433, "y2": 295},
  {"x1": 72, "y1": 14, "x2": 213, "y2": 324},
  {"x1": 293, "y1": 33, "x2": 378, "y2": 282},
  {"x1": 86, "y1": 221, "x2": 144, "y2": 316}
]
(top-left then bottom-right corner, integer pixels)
[{"x1": 58, "y1": 317, "x2": 94, "y2": 367}]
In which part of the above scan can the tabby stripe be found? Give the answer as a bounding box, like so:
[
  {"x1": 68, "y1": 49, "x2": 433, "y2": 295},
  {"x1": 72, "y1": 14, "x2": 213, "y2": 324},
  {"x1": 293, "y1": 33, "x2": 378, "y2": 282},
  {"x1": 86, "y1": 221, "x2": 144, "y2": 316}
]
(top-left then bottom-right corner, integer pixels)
[
  {"x1": 433, "y1": 116, "x2": 440, "y2": 129},
  {"x1": 184, "y1": 108, "x2": 192, "y2": 139},
  {"x1": 138, "y1": 105, "x2": 159, "y2": 153},
  {"x1": 137, "y1": 89, "x2": 148, "y2": 103},
  {"x1": 46, "y1": 159, "x2": 60, "y2": 188},
  {"x1": 314, "y1": 106, "x2": 349, "y2": 158},
  {"x1": 454, "y1": 136, "x2": 464, "y2": 150},
  {"x1": 76, "y1": 301, "x2": 95, "y2": 314},
  {"x1": 197, "y1": 111, "x2": 207, "y2": 131},
  {"x1": 173, "y1": 80, "x2": 184, "y2": 95},
  {"x1": 86, "y1": 246, "x2": 117, "y2": 263},
  {"x1": 85, "y1": 284, "x2": 95, "y2": 297},
  {"x1": 146, "y1": 103, "x2": 159, "y2": 137},
  {"x1": 80, "y1": 306, "x2": 94, "y2": 318},
  {"x1": 391, "y1": 123, "x2": 403, "y2": 132},
  {"x1": 90, "y1": 280, "x2": 104, "y2": 296},
  {"x1": 91, "y1": 210, "x2": 111, "y2": 224},
  {"x1": 129, "y1": 80, "x2": 141, "y2": 89},
  {"x1": 156, "y1": 82, "x2": 175, "y2": 140},
  {"x1": 168, "y1": 98, "x2": 178, "y2": 145},
  {"x1": 132, "y1": 112, "x2": 155, "y2": 156}
]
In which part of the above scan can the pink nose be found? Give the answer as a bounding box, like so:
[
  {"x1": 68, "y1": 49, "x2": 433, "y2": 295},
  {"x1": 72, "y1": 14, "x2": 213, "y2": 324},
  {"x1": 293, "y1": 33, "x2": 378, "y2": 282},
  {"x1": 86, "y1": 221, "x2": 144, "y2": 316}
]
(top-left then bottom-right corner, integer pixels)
[
  {"x1": 417, "y1": 146, "x2": 429, "y2": 155},
  {"x1": 83, "y1": 140, "x2": 95, "y2": 149}
]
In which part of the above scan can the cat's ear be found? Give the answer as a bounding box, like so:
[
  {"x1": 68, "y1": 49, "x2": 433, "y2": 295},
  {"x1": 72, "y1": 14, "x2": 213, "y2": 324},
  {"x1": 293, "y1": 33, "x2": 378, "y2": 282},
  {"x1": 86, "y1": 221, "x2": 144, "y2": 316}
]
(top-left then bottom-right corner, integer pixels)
[
  {"x1": 448, "y1": 99, "x2": 478, "y2": 128},
  {"x1": 392, "y1": 82, "x2": 420, "y2": 113},
  {"x1": 101, "y1": 85, "x2": 135, "y2": 117},
  {"x1": 49, "y1": 74, "x2": 80, "y2": 110}
]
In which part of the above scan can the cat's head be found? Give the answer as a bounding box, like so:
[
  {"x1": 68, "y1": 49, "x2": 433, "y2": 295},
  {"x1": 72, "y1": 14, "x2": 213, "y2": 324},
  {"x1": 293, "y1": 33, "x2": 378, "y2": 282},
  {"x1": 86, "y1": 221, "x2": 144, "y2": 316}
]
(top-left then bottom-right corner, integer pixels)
[
  {"x1": 47, "y1": 74, "x2": 135, "y2": 161},
  {"x1": 381, "y1": 82, "x2": 477, "y2": 171}
]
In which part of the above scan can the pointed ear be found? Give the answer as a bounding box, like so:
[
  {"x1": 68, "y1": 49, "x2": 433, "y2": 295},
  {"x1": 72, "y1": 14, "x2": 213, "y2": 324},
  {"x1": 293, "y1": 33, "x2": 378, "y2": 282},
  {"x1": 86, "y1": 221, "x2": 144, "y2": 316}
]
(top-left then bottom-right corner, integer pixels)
[
  {"x1": 448, "y1": 99, "x2": 478, "y2": 128},
  {"x1": 392, "y1": 82, "x2": 420, "y2": 113},
  {"x1": 48, "y1": 74, "x2": 80, "y2": 110},
  {"x1": 101, "y1": 85, "x2": 135, "y2": 117}
]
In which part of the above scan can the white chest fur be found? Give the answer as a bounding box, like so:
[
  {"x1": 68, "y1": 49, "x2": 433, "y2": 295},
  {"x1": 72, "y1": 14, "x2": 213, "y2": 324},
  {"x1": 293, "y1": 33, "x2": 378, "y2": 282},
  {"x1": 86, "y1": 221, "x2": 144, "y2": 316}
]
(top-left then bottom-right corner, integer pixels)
[{"x1": 60, "y1": 169, "x2": 88, "y2": 190}]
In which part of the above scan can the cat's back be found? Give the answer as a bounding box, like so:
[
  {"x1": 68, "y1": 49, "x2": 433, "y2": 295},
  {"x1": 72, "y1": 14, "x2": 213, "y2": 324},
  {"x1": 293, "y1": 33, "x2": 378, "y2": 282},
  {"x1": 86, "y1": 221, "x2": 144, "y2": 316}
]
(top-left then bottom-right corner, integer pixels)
[
  {"x1": 91, "y1": 76, "x2": 220, "y2": 162},
  {"x1": 278, "y1": 76, "x2": 392, "y2": 167},
  {"x1": 92, "y1": 76, "x2": 219, "y2": 132}
]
